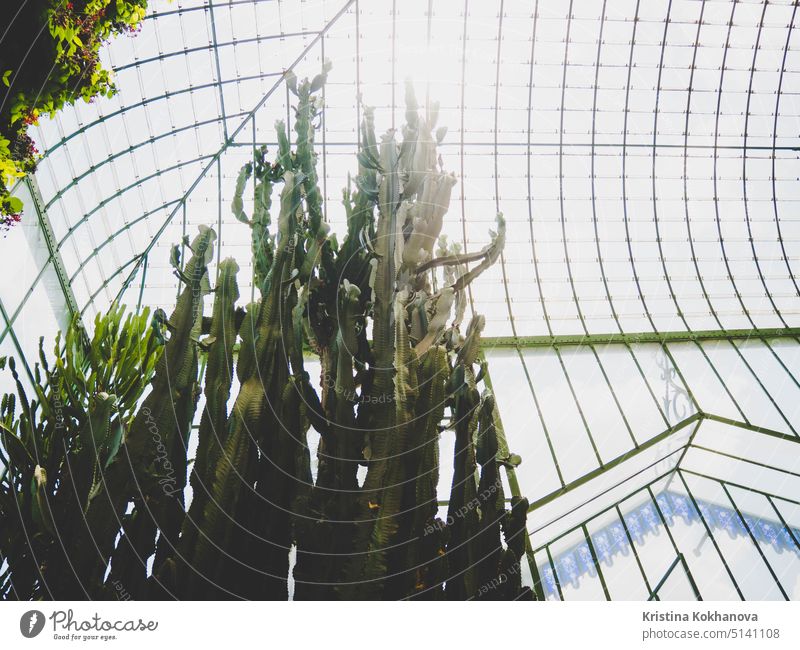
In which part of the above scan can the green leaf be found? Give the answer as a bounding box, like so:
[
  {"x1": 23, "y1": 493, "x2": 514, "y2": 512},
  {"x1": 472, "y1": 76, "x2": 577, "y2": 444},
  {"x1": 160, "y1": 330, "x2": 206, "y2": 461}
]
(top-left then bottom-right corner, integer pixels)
[
  {"x1": 0, "y1": 423, "x2": 34, "y2": 469},
  {"x1": 2, "y1": 70, "x2": 11, "y2": 87},
  {"x1": 7, "y1": 196, "x2": 23, "y2": 213},
  {"x1": 103, "y1": 421, "x2": 124, "y2": 469},
  {"x1": 309, "y1": 72, "x2": 327, "y2": 94}
]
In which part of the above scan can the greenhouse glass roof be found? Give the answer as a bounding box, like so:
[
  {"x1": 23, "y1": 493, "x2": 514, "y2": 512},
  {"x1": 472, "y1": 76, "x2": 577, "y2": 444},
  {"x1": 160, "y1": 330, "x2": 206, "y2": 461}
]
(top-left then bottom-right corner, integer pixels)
[{"x1": 2, "y1": 0, "x2": 800, "y2": 600}]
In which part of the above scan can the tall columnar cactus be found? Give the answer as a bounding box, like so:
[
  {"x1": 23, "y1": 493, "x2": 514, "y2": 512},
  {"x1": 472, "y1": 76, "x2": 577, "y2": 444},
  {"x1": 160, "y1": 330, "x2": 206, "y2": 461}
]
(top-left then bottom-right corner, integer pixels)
[
  {"x1": 177, "y1": 257, "x2": 240, "y2": 582},
  {"x1": 97, "y1": 226, "x2": 215, "y2": 598},
  {"x1": 0, "y1": 69, "x2": 529, "y2": 601}
]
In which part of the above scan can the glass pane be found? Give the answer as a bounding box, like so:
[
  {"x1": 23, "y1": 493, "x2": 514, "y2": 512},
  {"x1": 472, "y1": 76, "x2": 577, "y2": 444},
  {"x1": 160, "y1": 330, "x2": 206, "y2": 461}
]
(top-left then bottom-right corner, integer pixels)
[
  {"x1": 485, "y1": 349, "x2": 562, "y2": 501},
  {"x1": 586, "y1": 507, "x2": 651, "y2": 600},
  {"x1": 678, "y1": 472, "x2": 785, "y2": 600},
  {"x1": 548, "y1": 527, "x2": 608, "y2": 601},
  {"x1": 653, "y1": 482, "x2": 741, "y2": 600}
]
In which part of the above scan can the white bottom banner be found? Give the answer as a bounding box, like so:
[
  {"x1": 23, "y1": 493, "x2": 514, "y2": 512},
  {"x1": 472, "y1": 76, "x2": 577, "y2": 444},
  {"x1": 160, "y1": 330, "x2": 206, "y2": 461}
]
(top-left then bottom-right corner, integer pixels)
[{"x1": 0, "y1": 601, "x2": 798, "y2": 649}]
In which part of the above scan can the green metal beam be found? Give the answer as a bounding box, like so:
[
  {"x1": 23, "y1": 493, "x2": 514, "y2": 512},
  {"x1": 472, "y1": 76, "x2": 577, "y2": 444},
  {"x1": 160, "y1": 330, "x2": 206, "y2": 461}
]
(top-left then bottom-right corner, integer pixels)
[
  {"x1": 544, "y1": 546, "x2": 564, "y2": 600},
  {"x1": 207, "y1": 0, "x2": 229, "y2": 141},
  {"x1": 680, "y1": 467, "x2": 800, "y2": 509},
  {"x1": 582, "y1": 522, "x2": 611, "y2": 600},
  {"x1": 676, "y1": 470, "x2": 745, "y2": 600},
  {"x1": 112, "y1": 30, "x2": 321, "y2": 74},
  {"x1": 54, "y1": 153, "x2": 216, "y2": 248},
  {"x1": 110, "y1": 0, "x2": 358, "y2": 312},
  {"x1": 136, "y1": 254, "x2": 149, "y2": 314},
  {"x1": 481, "y1": 327, "x2": 800, "y2": 349},
  {"x1": 43, "y1": 79, "x2": 279, "y2": 160},
  {"x1": 222, "y1": 139, "x2": 800, "y2": 151},
  {"x1": 530, "y1": 466, "x2": 677, "y2": 553},
  {"x1": 702, "y1": 413, "x2": 800, "y2": 442},
  {"x1": 24, "y1": 177, "x2": 82, "y2": 324},
  {"x1": 527, "y1": 412, "x2": 702, "y2": 513},
  {"x1": 647, "y1": 486, "x2": 703, "y2": 601},
  {"x1": 479, "y1": 350, "x2": 543, "y2": 600},
  {"x1": 46, "y1": 112, "x2": 251, "y2": 216},
  {"x1": 615, "y1": 503, "x2": 655, "y2": 599},
  {"x1": 690, "y1": 443, "x2": 800, "y2": 479},
  {"x1": 648, "y1": 554, "x2": 681, "y2": 600},
  {"x1": 70, "y1": 199, "x2": 183, "y2": 283},
  {"x1": 526, "y1": 409, "x2": 797, "y2": 532},
  {"x1": 766, "y1": 495, "x2": 800, "y2": 552},
  {"x1": 0, "y1": 298, "x2": 36, "y2": 387},
  {"x1": 720, "y1": 482, "x2": 789, "y2": 600}
]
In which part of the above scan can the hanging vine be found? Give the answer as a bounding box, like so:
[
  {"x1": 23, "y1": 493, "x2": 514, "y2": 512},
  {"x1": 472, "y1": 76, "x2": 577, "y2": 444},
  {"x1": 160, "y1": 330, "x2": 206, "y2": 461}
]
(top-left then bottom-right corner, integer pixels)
[{"x1": 1, "y1": 0, "x2": 149, "y2": 230}]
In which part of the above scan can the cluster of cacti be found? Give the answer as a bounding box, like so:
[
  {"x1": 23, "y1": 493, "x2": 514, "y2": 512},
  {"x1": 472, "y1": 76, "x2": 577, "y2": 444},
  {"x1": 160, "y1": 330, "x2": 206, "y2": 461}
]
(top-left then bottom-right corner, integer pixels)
[{"x1": 0, "y1": 68, "x2": 530, "y2": 600}]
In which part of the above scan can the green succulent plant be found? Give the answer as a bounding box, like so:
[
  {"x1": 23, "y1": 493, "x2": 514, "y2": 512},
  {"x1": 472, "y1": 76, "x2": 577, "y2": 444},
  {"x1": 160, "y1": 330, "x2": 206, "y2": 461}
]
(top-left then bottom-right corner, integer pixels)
[
  {"x1": 0, "y1": 68, "x2": 529, "y2": 601},
  {"x1": 0, "y1": 304, "x2": 162, "y2": 599}
]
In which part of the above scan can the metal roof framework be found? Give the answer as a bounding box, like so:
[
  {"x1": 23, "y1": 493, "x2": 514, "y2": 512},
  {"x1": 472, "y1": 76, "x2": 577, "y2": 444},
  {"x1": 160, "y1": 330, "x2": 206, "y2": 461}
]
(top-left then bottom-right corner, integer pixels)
[{"x1": 2, "y1": 0, "x2": 800, "y2": 599}]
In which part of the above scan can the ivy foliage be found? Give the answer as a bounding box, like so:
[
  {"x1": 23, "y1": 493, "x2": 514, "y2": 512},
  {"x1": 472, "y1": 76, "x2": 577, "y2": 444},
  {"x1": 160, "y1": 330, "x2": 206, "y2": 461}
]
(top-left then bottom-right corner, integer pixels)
[{"x1": 1, "y1": 0, "x2": 149, "y2": 231}]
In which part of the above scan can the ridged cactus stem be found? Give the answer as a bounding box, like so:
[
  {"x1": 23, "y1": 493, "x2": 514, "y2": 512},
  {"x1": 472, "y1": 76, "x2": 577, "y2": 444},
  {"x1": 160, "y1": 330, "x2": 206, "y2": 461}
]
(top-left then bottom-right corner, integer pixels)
[
  {"x1": 188, "y1": 171, "x2": 303, "y2": 598},
  {"x1": 178, "y1": 257, "x2": 240, "y2": 579},
  {"x1": 79, "y1": 226, "x2": 214, "y2": 590},
  {"x1": 444, "y1": 364, "x2": 481, "y2": 600}
]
